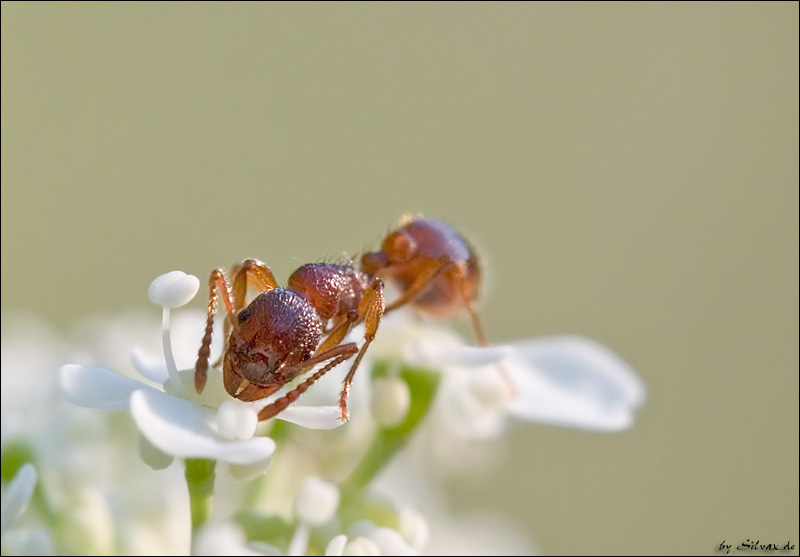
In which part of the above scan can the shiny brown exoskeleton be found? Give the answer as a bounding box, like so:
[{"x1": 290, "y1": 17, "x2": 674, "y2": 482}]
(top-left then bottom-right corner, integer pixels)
[
  {"x1": 194, "y1": 259, "x2": 385, "y2": 421},
  {"x1": 194, "y1": 215, "x2": 491, "y2": 423},
  {"x1": 361, "y1": 215, "x2": 488, "y2": 346},
  {"x1": 363, "y1": 216, "x2": 514, "y2": 394}
]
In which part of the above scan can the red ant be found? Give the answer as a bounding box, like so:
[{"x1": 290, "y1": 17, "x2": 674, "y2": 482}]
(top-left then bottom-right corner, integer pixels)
[{"x1": 193, "y1": 215, "x2": 488, "y2": 422}]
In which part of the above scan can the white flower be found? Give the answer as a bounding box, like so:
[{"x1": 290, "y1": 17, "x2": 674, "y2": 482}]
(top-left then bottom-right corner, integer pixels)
[
  {"x1": 369, "y1": 314, "x2": 645, "y2": 438},
  {"x1": 58, "y1": 271, "x2": 346, "y2": 472}
]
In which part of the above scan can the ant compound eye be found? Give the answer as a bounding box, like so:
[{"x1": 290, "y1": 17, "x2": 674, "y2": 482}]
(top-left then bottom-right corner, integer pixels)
[{"x1": 237, "y1": 308, "x2": 251, "y2": 323}]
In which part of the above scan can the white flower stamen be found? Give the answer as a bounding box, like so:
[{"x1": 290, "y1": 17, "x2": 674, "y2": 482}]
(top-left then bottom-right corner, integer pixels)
[
  {"x1": 159, "y1": 306, "x2": 184, "y2": 397},
  {"x1": 147, "y1": 271, "x2": 200, "y2": 309},
  {"x1": 147, "y1": 272, "x2": 199, "y2": 397}
]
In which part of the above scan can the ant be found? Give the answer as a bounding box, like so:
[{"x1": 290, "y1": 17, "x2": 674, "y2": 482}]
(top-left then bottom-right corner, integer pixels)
[
  {"x1": 360, "y1": 215, "x2": 488, "y2": 347},
  {"x1": 193, "y1": 215, "x2": 489, "y2": 422}
]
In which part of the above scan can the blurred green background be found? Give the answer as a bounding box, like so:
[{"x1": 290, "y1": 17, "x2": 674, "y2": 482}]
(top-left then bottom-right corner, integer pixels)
[{"x1": 2, "y1": 2, "x2": 797, "y2": 555}]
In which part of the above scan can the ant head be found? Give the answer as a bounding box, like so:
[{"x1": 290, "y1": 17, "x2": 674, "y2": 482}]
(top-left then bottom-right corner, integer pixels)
[{"x1": 226, "y1": 290, "x2": 323, "y2": 388}]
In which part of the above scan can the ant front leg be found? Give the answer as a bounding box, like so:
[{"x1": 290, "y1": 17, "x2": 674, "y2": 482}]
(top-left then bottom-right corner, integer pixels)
[
  {"x1": 195, "y1": 268, "x2": 236, "y2": 394},
  {"x1": 256, "y1": 342, "x2": 359, "y2": 421}
]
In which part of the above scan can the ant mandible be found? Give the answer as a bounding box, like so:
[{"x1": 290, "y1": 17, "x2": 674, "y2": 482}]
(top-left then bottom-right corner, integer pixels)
[{"x1": 193, "y1": 215, "x2": 488, "y2": 422}]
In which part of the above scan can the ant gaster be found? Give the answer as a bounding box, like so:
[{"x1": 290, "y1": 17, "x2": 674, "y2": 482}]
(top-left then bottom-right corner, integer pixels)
[{"x1": 193, "y1": 215, "x2": 489, "y2": 422}]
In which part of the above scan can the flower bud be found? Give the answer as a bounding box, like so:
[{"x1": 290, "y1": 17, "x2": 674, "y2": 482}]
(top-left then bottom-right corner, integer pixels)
[
  {"x1": 342, "y1": 537, "x2": 380, "y2": 556},
  {"x1": 370, "y1": 376, "x2": 411, "y2": 428},
  {"x1": 293, "y1": 477, "x2": 340, "y2": 526}
]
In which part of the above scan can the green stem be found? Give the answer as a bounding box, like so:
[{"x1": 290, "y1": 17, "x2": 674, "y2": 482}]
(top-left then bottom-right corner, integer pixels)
[
  {"x1": 185, "y1": 458, "x2": 216, "y2": 550},
  {"x1": 343, "y1": 362, "x2": 440, "y2": 491}
]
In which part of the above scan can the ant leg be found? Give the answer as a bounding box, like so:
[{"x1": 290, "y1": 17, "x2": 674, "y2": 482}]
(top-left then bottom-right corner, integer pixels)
[
  {"x1": 231, "y1": 259, "x2": 279, "y2": 308},
  {"x1": 338, "y1": 278, "x2": 385, "y2": 420},
  {"x1": 195, "y1": 269, "x2": 237, "y2": 394},
  {"x1": 465, "y1": 299, "x2": 489, "y2": 346},
  {"x1": 452, "y1": 268, "x2": 488, "y2": 347},
  {"x1": 228, "y1": 341, "x2": 358, "y2": 402},
  {"x1": 383, "y1": 257, "x2": 448, "y2": 314},
  {"x1": 315, "y1": 313, "x2": 358, "y2": 355},
  {"x1": 455, "y1": 271, "x2": 516, "y2": 397},
  {"x1": 257, "y1": 343, "x2": 359, "y2": 421}
]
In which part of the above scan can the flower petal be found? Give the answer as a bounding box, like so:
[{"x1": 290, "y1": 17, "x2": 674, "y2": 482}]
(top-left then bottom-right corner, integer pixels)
[
  {"x1": 148, "y1": 271, "x2": 199, "y2": 309},
  {"x1": 505, "y1": 336, "x2": 645, "y2": 431},
  {"x1": 138, "y1": 434, "x2": 174, "y2": 471},
  {"x1": 437, "y1": 369, "x2": 509, "y2": 438},
  {"x1": 276, "y1": 405, "x2": 346, "y2": 430},
  {"x1": 324, "y1": 534, "x2": 348, "y2": 556},
  {"x1": 58, "y1": 364, "x2": 156, "y2": 410},
  {"x1": 130, "y1": 347, "x2": 169, "y2": 383},
  {"x1": 286, "y1": 522, "x2": 311, "y2": 557},
  {"x1": 216, "y1": 402, "x2": 258, "y2": 441},
  {"x1": 0, "y1": 464, "x2": 37, "y2": 536},
  {"x1": 0, "y1": 528, "x2": 55, "y2": 556},
  {"x1": 367, "y1": 527, "x2": 417, "y2": 555},
  {"x1": 405, "y1": 338, "x2": 511, "y2": 368},
  {"x1": 227, "y1": 460, "x2": 273, "y2": 482},
  {"x1": 342, "y1": 536, "x2": 380, "y2": 556},
  {"x1": 130, "y1": 389, "x2": 275, "y2": 464},
  {"x1": 398, "y1": 508, "x2": 429, "y2": 552}
]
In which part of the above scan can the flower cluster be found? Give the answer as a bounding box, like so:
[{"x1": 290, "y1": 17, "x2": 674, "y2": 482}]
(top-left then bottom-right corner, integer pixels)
[{"x1": 1, "y1": 270, "x2": 645, "y2": 555}]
